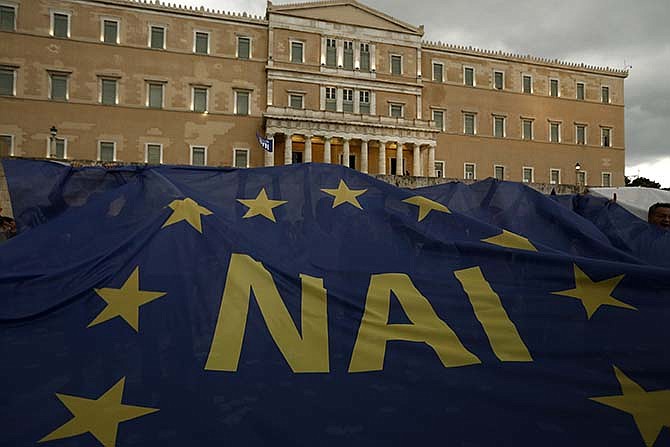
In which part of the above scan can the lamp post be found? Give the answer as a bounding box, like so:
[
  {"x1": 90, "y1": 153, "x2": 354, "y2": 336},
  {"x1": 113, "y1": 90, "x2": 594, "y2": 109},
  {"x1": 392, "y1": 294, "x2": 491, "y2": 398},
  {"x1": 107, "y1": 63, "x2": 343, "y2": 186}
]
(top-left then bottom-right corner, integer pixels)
[
  {"x1": 49, "y1": 126, "x2": 58, "y2": 158},
  {"x1": 575, "y1": 162, "x2": 581, "y2": 193}
]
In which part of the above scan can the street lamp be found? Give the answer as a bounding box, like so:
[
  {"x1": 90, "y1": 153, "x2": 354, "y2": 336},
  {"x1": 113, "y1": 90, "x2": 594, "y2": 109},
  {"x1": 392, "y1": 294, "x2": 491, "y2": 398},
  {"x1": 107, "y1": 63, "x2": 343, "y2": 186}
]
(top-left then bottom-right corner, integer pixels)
[
  {"x1": 49, "y1": 126, "x2": 58, "y2": 158},
  {"x1": 575, "y1": 162, "x2": 581, "y2": 192}
]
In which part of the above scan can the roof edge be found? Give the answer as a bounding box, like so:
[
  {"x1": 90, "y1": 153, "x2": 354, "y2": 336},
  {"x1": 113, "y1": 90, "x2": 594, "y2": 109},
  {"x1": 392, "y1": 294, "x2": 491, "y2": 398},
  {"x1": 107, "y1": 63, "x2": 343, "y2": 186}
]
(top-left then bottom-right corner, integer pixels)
[{"x1": 422, "y1": 41, "x2": 629, "y2": 78}]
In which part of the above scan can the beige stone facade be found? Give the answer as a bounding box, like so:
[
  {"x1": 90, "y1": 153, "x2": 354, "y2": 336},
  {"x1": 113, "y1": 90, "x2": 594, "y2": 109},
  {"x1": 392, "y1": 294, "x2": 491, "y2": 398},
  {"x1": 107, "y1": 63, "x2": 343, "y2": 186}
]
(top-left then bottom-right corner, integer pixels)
[{"x1": 0, "y1": 0, "x2": 628, "y2": 186}]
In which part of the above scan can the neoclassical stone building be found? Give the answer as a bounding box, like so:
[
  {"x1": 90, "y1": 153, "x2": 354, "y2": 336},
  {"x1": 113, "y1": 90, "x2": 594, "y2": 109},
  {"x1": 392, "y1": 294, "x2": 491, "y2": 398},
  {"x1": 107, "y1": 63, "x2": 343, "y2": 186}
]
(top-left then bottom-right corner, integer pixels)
[{"x1": 0, "y1": 0, "x2": 627, "y2": 185}]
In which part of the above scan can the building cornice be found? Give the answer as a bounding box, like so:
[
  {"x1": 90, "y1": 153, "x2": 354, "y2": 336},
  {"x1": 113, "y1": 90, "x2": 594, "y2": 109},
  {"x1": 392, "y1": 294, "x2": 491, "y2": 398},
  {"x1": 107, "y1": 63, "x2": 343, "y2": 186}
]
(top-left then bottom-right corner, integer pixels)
[
  {"x1": 422, "y1": 41, "x2": 629, "y2": 78},
  {"x1": 84, "y1": 0, "x2": 267, "y2": 25}
]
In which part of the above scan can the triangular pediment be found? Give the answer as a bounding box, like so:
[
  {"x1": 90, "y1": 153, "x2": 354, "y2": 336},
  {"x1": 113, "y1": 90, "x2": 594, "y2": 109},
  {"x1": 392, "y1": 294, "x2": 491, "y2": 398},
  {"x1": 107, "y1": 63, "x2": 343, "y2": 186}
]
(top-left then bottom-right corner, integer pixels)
[{"x1": 269, "y1": 1, "x2": 422, "y2": 35}]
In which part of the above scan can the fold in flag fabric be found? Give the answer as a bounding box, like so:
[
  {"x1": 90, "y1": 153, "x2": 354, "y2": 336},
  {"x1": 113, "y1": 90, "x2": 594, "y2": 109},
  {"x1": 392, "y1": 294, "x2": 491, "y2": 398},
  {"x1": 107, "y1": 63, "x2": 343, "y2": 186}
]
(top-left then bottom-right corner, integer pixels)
[{"x1": 1, "y1": 159, "x2": 669, "y2": 447}]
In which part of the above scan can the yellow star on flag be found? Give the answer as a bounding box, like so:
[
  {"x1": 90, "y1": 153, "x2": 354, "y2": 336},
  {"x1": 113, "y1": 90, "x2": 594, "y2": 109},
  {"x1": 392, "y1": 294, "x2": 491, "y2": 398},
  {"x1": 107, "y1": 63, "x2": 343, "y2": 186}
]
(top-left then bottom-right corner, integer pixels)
[
  {"x1": 590, "y1": 366, "x2": 670, "y2": 447},
  {"x1": 88, "y1": 267, "x2": 166, "y2": 332},
  {"x1": 321, "y1": 180, "x2": 368, "y2": 210},
  {"x1": 481, "y1": 229, "x2": 537, "y2": 251},
  {"x1": 162, "y1": 198, "x2": 213, "y2": 233},
  {"x1": 237, "y1": 188, "x2": 287, "y2": 223},
  {"x1": 402, "y1": 195, "x2": 451, "y2": 222},
  {"x1": 39, "y1": 377, "x2": 159, "y2": 447},
  {"x1": 551, "y1": 263, "x2": 636, "y2": 319}
]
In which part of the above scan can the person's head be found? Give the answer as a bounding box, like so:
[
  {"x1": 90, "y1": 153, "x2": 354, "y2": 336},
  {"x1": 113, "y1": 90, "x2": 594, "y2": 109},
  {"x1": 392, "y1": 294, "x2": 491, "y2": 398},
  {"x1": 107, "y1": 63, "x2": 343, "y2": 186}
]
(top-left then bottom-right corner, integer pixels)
[{"x1": 648, "y1": 203, "x2": 670, "y2": 229}]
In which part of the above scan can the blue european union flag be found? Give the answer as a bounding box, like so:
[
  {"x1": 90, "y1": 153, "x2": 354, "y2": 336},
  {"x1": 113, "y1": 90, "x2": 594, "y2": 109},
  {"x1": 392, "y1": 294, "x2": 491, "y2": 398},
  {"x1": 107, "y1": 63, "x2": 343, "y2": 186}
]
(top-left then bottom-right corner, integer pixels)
[{"x1": 1, "y1": 159, "x2": 669, "y2": 446}]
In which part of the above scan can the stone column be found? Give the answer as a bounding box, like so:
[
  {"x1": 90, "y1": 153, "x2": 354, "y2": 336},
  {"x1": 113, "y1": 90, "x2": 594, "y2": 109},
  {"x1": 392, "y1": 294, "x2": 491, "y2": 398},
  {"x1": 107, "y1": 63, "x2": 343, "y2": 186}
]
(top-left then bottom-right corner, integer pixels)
[
  {"x1": 361, "y1": 139, "x2": 369, "y2": 173},
  {"x1": 396, "y1": 141, "x2": 403, "y2": 176},
  {"x1": 413, "y1": 143, "x2": 420, "y2": 176},
  {"x1": 342, "y1": 139, "x2": 350, "y2": 167},
  {"x1": 378, "y1": 141, "x2": 386, "y2": 174},
  {"x1": 265, "y1": 133, "x2": 274, "y2": 167},
  {"x1": 304, "y1": 135, "x2": 313, "y2": 163},
  {"x1": 323, "y1": 137, "x2": 331, "y2": 164},
  {"x1": 428, "y1": 144, "x2": 436, "y2": 177},
  {"x1": 284, "y1": 134, "x2": 292, "y2": 165}
]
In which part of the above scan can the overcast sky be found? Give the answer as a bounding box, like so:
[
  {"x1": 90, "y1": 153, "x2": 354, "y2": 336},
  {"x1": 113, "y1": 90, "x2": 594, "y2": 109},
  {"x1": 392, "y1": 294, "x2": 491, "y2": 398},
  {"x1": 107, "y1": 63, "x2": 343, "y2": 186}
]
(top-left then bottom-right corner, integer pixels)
[{"x1": 180, "y1": 0, "x2": 670, "y2": 186}]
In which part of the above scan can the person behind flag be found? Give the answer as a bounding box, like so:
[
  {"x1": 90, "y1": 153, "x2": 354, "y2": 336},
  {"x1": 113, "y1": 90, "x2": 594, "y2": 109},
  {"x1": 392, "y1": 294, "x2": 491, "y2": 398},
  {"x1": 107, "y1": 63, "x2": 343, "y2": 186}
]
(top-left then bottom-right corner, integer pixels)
[{"x1": 648, "y1": 202, "x2": 670, "y2": 229}]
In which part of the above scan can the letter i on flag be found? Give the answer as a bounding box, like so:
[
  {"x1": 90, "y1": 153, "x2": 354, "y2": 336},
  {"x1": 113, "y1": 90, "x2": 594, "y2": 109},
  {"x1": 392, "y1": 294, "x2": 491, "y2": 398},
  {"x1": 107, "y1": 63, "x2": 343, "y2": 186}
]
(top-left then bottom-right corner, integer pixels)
[{"x1": 257, "y1": 132, "x2": 273, "y2": 152}]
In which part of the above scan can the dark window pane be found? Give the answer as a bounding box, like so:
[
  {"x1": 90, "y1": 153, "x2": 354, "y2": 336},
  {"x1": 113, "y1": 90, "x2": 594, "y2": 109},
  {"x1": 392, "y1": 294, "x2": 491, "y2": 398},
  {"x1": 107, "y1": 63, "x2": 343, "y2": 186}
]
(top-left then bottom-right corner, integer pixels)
[
  {"x1": 192, "y1": 147, "x2": 205, "y2": 166},
  {"x1": 195, "y1": 32, "x2": 208, "y2": 54},
  {"x1": 53, "y1": 13, "x2": 68, "y2": 38},
  {"x1": 100, "y1": 142, "x2": 114, "y2": 161},
  {"x1": 104, "y1": 20, "x2": 117, "y2": 43},
  {"x1": 0, "y1": 135, "x2": 11, "y2": 156},
  {"x1": 0, "y1": 6, "x2": 15, "y2": 31},
  {"x1": 391, "y1": 55, "x2": 401, "y2": 75},
  {"x1": 147, "y1": 144, "x2": 161, "y2": 164},
  {"x1": 193, "y1": 88, "x2": 207, "y2": 112},
  {"x1": 0, "y1": 69, "x2": 13, "y2": 96},
  {"x1": 234, "y1": 150, "x2": 248, "y2": 167},
  {"x1": 236, "y1": 91, "x2": 249, "y2": 115},
  {"x1": 51, "y1": 75, "x2": 67, "y2": 100},
  {"x1": 151, "y1": 27, "x2": 164, "y2": 49},
  {"x1": 148, "y1": 84, "x2": 163, "y2": 108},
  {"x1": 101, "y1": 79, "x2": 116, "y2": 105},
  {"x1": 291, "y1": 42, "x2": 303, "y2": 63},
  {"x1": 238, "y1": 37, "x2": 250, "y2": 59},
  {"x1": 494, "y1": 71, "x2": 503, "y2": 89}
]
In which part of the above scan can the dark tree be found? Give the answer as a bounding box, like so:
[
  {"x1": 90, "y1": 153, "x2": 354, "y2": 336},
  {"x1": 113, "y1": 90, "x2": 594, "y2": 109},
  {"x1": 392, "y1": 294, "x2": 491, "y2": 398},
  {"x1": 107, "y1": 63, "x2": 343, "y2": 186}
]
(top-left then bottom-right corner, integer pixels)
[{"x1": 627, "y1": 177, "x2": 661, "y2": 188}]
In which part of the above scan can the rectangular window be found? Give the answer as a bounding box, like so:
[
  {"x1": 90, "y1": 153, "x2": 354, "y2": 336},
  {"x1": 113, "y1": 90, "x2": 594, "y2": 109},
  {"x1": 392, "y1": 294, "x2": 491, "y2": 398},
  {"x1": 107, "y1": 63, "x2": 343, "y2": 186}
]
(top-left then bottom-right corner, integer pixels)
[
  {"x1": 52, "y1": 12, "x2": 69, "y2": 38},
  {"x1": 577, "y1": 171, "x2": 586, "y2": 186},
  {"x1": 237, "y1": 37, "x2": 250, "y2": 59},
  {"x1": 235, "y1": 90, "x2": 250, "y2": 115},
  {"x1": 391, "y1": 54, "x2": 402, "y2": 75},
  {"x1": 101, "y1": 78, "x2": 117, "y2": 105},
  {"x1": 576, "y1": 82, "x2": 585, "y2": 100},
  {"x1": 234, "y1": 149, "x2": 249, "y2": 168},
  {"x1": 325, "y1": 87, "x2": 336, "y2": 111},
  {"x1": 191, "y1": 146, "x2": 206, "y2": 166},
  {"x1": 522, "y1": 74, "x2": 532, "y2": 93},
  {"x1": 494, "y1": 116, "x2": 505, "y2": 137},
  {"x1": 550, "y1": 122, "x2": 560, "y2": 142},
  {"x1": 494, "y1": 165, "x2": 505, "y2": 181},
  {"x1": 494, "y1": 71, "x2": 504, "y2": 90},
  {"x1": 601, "y1": 86, "x2": 610, "y2": 103},
  {"x1": 50, "y1": 73, "x2": 68, "y2": 101},
  {"x1": 523, "y1": 167, "x2": 534, "y2": 183},
  {"x1": 433, "y1": 62, "x2": 443, "y2": 82},
  {"x1": 293, "y1": 152, "x2": 304, "y2": 164},
  {"x1": 601, "y1": 127, "x2": 611, "y2": 147},
  {"x1": 99, "y1": 141, "x2": 115, "y2": 161},
  {"x1": 325, "y1": 38, "x2": 337, "y2": 67},
  {"x1": 0, "y1": 135, "x2": 12, "y2": 157},
  {"x1": 359, "y1": 90, "x2": 370, "y2": 114},
  {"x1": 193, "y1": 87, "x2": 207, "y2": 112},
  {"x1": 0, "y1": 68, "x2": 14, "y2": 96},
  {"x1": 343, "y1": 41, "x2": 353, "y2": 70},
  {"x1": 0, "y1": 5, "x2": 15, "y2": 31},
  {"x1": 464, "y1": 67, "x2": 474, "y2": 86},
  {"x1": 103, "y1": 19, "x2": 118, "y2": 44},
  {"x1": 49, "y1": 137, "x2": 66, "y2": 159},
  {"x1": 390, "y1": 103, "x2": 403, "y2": 118},
  {"x1": 360, "y1": 43, "x2": 370, "y2": 72},
  {"x1": 146, "y1": 144, "x2": 162, "y2": 164},
  {"x1": 150, "y1": 26, "x2": 165, "y2": 49},
  {"x1": 191, "y1": 146, "x2": 207, "y2": 166},
  {"x1": 432, "y1": 110, "x2": 444, "y2": 131},
  {"x1": 550, "y1": 169, "x2": 560, "y2": 185},
  {"x1": 434, "y1": 161, "x2": 445, "y2": 178},
  {"x1": 464, "y1": 163, "x2": 476, "y2": 180},
  {"x1": 576, "y1": 124, "x2": 586, "y2": 144},
  {"x1": 602, "y1": 172, "x2": 612, "y2": 187},
  {"x1": 464, "y1": 113, "x2": 475, "y2": 135},
  {"x1": 194, "y1": 31, "x2": 209, "y2": 55},
  {"x1": 342, "y1": 88, "x2": 353, "y2": 112},
  {"x1": 550, "y1": 79, "x2": 559, "y2": 97},
  {"x1": 522, "y1": 119, "x2": 533, "y2": 140},
  {"x1": 290, "y1": 41, "x2": 304, "y2": 63},
  {"x1": 289, "y1": 93, "x2": 303, "y2": 109},
  {"x1": 148, "y1": 82, "x2": 163, "y2": 108}
]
